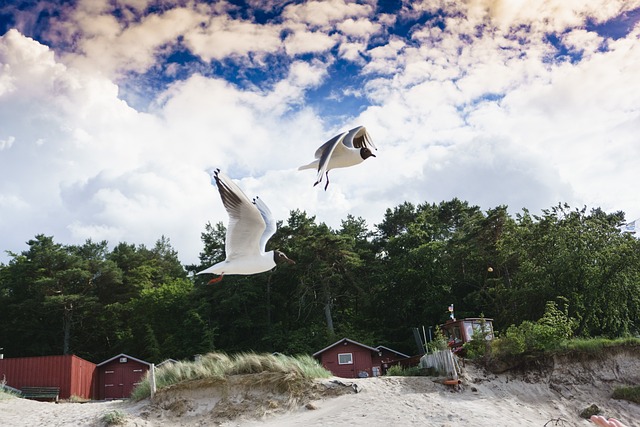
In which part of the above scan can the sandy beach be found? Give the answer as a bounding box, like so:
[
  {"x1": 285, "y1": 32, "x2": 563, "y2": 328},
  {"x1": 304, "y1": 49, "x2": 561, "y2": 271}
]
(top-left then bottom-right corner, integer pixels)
[{"x1": 1, "y1": 349, "x2": 638, "y2": 427}]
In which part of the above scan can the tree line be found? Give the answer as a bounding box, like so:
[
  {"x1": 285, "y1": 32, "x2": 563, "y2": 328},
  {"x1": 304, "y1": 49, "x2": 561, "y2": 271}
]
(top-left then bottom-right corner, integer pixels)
[{"x1": 0, "y1": 199, "x2": 638, "y2": 363}]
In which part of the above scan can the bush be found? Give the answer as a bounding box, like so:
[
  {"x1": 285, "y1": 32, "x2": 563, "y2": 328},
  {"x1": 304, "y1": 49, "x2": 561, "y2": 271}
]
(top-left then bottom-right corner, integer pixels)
[
  {"x1": 386, "y1": 365, "x2": 423, "y2": 376},
  {"x1": 100, "y1": 410, "x2": 126, "y2": 426},
  {"x1": 426, "y1": 326, "x2": 448, "y2": 353},
  {"x1": 612, "y1": 385, "x2": 640, "y2": 404},
  {"x1": 462, "y1": 316, "x2": 492, "y2": 359},
  {"x1": 491, "y1": 301, "x2": 575, "y2": 359}
]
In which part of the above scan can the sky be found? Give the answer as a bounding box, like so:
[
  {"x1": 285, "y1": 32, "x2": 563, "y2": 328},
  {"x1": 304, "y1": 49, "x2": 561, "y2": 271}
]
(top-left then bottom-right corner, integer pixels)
[{"x1": 1, "y1": 0, "x2": 639, "y2": 266}]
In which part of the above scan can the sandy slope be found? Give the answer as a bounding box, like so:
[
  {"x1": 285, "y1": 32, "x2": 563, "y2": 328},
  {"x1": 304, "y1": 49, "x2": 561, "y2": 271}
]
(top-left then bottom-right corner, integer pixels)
[{"x1": 1, "y1": 348, "x2": 638, "y2": 427}]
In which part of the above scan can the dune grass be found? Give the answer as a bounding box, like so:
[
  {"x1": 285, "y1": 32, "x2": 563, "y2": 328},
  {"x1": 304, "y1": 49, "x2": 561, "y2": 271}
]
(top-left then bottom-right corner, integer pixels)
[
  {"x1": 100, "y1": 409, "x2": 127, "y2": 426},
  {"x1": 612, "y1": 385, "x2": 640, "y2": 404},
  {"x1": 0, "y1": 389, "x2": 16, "y2": 400},
  {"x1": 559, "y1": 336, "x2": 640, "y2": 353},
  {"x1": 131, "y1": 352, "x2": 331, "y2": 400},
  {"x1": 386, "y1": 365, "x2": 424, "y2": 376}
]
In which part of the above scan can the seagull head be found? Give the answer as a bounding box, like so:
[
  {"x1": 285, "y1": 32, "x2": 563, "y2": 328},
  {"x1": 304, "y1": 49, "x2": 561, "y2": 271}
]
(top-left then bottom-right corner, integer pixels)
[
  {"x1": 273, "y1": 250, "x2": 296, "y2": 265},
  {"x1": 360, "y1": 147, "x2": 376, "y2": 160}
]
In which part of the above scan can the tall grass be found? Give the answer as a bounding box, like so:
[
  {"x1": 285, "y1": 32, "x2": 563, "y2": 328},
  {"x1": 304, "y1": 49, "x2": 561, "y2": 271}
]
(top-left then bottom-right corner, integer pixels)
[
  {"x1": 612, "y1": 385, "x2": 640, "y2": 404},
  {"x1": 131, "y1": 352, "x2": 331, "y2": 400},
  {"x1": 561, "y1": 336, "x2": 640, "y2": 354},
  {"x1": 0, "y1": 378, "x2": 20, "y2": 400},
  {"x1": 0, "y1": 389, "x2": 15, "y2": 400}
]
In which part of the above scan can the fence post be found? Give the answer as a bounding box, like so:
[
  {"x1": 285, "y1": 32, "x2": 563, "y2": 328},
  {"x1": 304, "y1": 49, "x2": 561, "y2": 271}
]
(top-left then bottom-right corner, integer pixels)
[{"x1": 149, "y1": 363, "x2": 156, "y2": 399}]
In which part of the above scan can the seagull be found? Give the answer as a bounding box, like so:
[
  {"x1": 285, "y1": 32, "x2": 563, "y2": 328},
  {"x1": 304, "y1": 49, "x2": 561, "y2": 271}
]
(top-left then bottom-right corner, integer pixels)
[
  {"x1": 298, "y1": 125, "x2": 376, "y2": 190},
  {"x1": 197, "y1": 169, "x2": 295, "y2": 284}
]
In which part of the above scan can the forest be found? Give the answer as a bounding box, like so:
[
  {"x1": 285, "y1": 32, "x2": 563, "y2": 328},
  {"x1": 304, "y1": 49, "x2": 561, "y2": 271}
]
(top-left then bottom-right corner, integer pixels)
[{"x1": 0, "y1": 199, "x2": 638, "y2": 364}]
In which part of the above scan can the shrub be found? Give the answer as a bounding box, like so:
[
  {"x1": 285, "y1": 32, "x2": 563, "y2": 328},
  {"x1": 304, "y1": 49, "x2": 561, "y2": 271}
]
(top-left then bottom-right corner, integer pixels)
[
  {"x1": 463, "y1": 316, "x2": 492, "y2": 359},
  {"x1": 100, "y1": 410, "x2": 126, "y2": 426},
  {"x1": 426, "y1": 325, "x2": 448, "y2": 353},
  {"x1": 386, "y1": 365, "x2": 423, "y2": 376},
  {"x1": 491, "y1": 301, "x2": 575, "y2": 359},
  {"x1": 612, "y1": 385, "x2": 640, "y2": 404}
]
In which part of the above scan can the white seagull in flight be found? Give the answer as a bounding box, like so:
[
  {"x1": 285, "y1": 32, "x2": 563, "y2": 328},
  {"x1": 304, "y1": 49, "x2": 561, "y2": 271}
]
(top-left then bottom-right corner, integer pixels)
[
  {"x1": 197, "y1": 169, "x2": 295, "y2": 284},
  {"x1": 299, "y1": 125, "x2": 376, "y2": 190}
]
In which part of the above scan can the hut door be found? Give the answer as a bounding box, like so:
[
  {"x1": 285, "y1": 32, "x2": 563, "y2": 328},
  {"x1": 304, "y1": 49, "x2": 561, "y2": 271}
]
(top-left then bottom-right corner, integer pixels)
[{"x1": 104, "y1": 366, "x2": 126, "y2": 399}]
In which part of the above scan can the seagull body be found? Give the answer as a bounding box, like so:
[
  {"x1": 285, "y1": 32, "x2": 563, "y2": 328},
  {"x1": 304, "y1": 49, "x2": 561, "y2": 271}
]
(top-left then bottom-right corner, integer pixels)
[
  {"x1": 299, "y1": 125, "x2": 376, "y2": 190},
  {"x1": 198, "y1": 169, "x2": 294, "y2": 283}
]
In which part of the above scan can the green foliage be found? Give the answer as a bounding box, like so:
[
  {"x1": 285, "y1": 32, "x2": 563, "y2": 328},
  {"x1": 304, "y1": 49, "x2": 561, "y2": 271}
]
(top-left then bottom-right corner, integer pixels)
[
  {"x1": 612, "y1": 385, "x2": 640, "y2": 404},
  {"x1": 131, "y1": 352, "x2": 331, "y2": 400},
  {"x1": 491, "y1": 301, "x2": 576, "y2": 358},
  {"x1": 426, "y1": 325, "x2": 448, "y2": 353},
  {"x1": 579, "y1": 404, "x2": 601, "y2": 419},
  {"x1": 100, "y1": 410, "x2": 126, "y2": 426},
  {"x1": 0, "y1": 378, "x2": 20, "y2": 399},
  {"x1": 462, "y1": 316, "x2": 492, "y2": 359},
  {"x1": 385, "y1": 365, "x2": 423, "y2": 376},
  {"x1": 563, "y1": 336, "x2": 640, "y2": 353}
]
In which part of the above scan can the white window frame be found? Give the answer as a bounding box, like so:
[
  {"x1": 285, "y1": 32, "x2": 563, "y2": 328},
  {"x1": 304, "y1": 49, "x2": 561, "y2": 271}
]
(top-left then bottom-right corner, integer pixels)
[{"x1": 338, "y1": 353, "x2": 353, "y2": 365}]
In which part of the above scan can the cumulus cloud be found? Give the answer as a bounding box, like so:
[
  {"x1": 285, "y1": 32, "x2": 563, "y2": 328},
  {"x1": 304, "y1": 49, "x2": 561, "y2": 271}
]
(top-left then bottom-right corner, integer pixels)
[
  {"x1": 282, "y1": 0, "x2": 373, "y2": 28},
  {"x1": 185, "y1": 15, "x2": 283, "y2": 62}
]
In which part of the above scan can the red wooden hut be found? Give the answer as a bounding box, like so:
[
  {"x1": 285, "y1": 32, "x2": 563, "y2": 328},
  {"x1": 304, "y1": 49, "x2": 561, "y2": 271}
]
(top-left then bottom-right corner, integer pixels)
[
  {"x1": 313, "y1": 338, "x2": 386, "y2": 378},
  {"x1": 0, "y1": 354, "x2": 96, "y2": 399},
  {"x1": 373, "y1": 345, "x2": 410, "y2": 374},
  {"x1": 96, "y1": 353, "x2": 151, "y2": 400}
]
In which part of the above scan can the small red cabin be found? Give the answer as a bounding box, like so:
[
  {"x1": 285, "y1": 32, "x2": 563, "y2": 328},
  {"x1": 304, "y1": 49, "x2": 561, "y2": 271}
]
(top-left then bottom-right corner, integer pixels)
[
  {"x1": 96, "y1": 353, "x2": 151, "y2": 400},
  {"x1": 0, "y1": 354, "x2": 96, "y2": 399},
  {"x1": 314, "y1": 338, "x2": 379, "y2": 378},
  {"x1": 313, "y1": 338, "x2": 409, "y2": 378}
]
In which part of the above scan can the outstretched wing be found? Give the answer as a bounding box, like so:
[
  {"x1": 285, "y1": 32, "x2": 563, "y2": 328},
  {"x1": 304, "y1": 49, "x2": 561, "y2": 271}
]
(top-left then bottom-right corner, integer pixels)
[
  {"x1": 342, "y1": 126, "x2": 376, "y2": 150},
  {"x1": 252, "y1": 196, "x2": 276, "y2": 253},
  {"x1": 314, "y1": 130, "x2": 348, "y2": 184},
  {"x1": 214, "y1": 169, "x2": 266, "y2": 259}
]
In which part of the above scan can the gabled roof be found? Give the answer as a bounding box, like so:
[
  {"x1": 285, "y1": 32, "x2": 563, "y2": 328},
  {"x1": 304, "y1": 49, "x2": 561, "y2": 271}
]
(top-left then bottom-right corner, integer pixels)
[
  {"x1": 313, "y1": 337, "x2": 379, "y2": 357},
  {"x1": 96, "y1": 353, "x2": 151, "y2": 367},
  {"x1": 156, "y1": 358, "x2": 178, "y2": 368},
  {"x1": 375, "y1": 345, "x2": 410, "y2": 359}
]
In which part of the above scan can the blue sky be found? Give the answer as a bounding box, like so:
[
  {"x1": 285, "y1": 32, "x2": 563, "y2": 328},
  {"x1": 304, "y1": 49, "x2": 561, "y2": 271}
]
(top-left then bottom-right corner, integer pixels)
[{"x1": 1, "y1": 0, "x2": 639, "y2": 265}]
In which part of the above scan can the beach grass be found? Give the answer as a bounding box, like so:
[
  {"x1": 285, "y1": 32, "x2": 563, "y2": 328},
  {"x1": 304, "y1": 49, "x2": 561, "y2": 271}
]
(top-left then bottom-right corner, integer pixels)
[
  {"x1": 612, "y1": 385, "x2": 640, "y2": 404},
  {"x1": 560, "y1": 336, "x2": 640, "y2": 353},
  {"x1": 0, "y1": 389, "x2": 15, "y2": 400},
  {"x1": 386, "y1": 365, "x2": 425, "y2": 376},
  {"x1": 100, "y1": 409, "x2": 127, "y2": 426},
  {"x1": 131, "y1": 352, "x2": 331, "y2": 400}
]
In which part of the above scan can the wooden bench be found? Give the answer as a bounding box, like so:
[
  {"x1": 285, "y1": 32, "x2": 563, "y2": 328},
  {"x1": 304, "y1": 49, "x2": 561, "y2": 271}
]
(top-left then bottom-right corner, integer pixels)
[{"x1": 20, "y1": 386, "x2": 60, "y2": 403}]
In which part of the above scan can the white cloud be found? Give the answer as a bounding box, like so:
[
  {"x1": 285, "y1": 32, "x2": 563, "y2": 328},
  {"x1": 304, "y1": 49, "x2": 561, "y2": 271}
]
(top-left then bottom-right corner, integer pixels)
[
  {"x1": 336, "y1": 18, "x2": 382, "y2": 39},
  {"x1": 185, "y1": 15, "x2": 283, "y2": 62},
  {"x1": 282, "y1": 0, "x2": 373, "y2": 28},
  {"x1": 0, "y1": 136, "x2": 14, "y2": 150},
  {"x1": 283, "y1": 30, "x2": 336, "y2": 55}
]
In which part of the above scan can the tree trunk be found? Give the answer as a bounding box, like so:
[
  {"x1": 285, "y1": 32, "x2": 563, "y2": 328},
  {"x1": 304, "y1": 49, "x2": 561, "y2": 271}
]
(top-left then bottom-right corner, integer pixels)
[
  {"x1": 62, "y1": 302, "x2": 72, "y2": 355},
  {"x1": 322, "y1": 282, "x2": 335, "y2": 335}
]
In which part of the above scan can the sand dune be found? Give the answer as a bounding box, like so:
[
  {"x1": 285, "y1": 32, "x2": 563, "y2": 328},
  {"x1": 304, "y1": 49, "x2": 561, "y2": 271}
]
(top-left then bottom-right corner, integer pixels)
[{"x1": 1, "y1": 347, "x2": 638, "y2": 427}]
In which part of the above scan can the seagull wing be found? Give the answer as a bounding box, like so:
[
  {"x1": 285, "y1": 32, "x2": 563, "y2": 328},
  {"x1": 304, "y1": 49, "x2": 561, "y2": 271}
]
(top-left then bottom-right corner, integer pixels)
[
  {"x1": 253, "y1": 196, "x2": 276, "y2": 253},
  {"x1": 314, "y1": 130, "x2": 348, "y2": 184},
  {"x1": 342, "y1": 126, "x2": 377, "y2": 150},
  {"x1": 214, "y1": 170, "x2": 266, "y2": 259}
]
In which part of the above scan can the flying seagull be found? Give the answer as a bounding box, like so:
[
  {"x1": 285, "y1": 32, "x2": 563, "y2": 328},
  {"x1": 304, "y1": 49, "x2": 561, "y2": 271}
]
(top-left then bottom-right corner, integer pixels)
[
  {"x1": 197, "y1": 169, "x2": 295, "y2": 284},
  {"x1": 298, "y1": 125, "x2": 376, "y2": 190}
]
